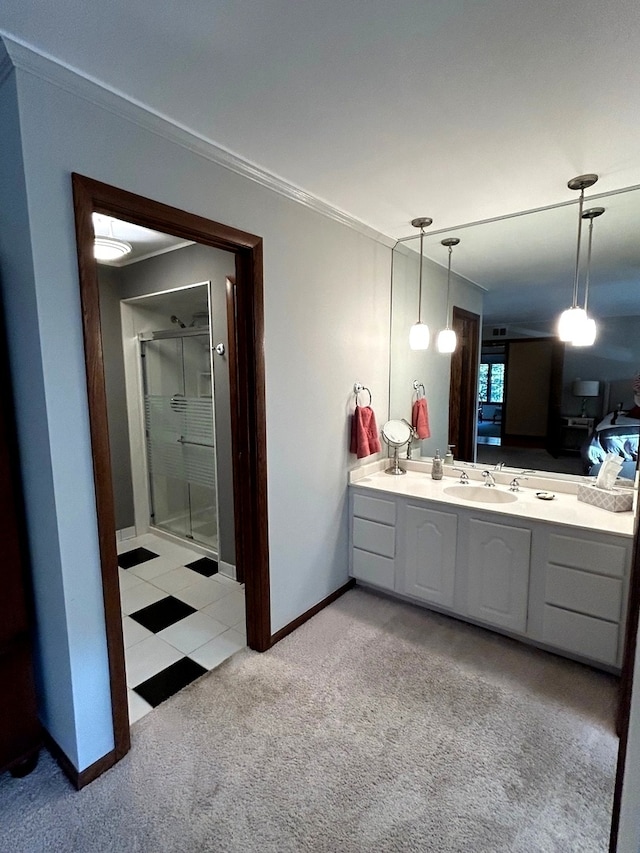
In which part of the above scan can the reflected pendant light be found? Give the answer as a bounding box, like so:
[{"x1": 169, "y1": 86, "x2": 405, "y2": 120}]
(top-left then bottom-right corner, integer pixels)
[
  {"x1": 437, "y1": 237, "x2": 460, "y2": 353},
  {"x1": 572, "y1": 206, "x2": 604, "y2": 347},
  {"x1": 558, "y1": 174, "x2": 598, "y2": 342},
  {"x1": 93, "y1": 215, "x2": 132, "y2": 262},
  {"x1": 409, "y1": 216, "x2": 433, "y2": 350}
]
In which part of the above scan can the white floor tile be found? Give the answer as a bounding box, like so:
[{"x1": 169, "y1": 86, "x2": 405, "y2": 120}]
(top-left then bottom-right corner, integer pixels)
[
  {"x1": 125, "y1": 635, "x2": 183, "y2": 687},
  {"x1": 121, "y1": 582, "x2": 167, "y2": 616},
  {"x1": 128, "y1": 689, "x2": 153, "y2": 724},
  {"x1": 122, "y1": 615, "x2": 153, "y2": 649},
  {"x1": 188, "y1": 628, "x2": 245, "y2": 671},
  {"x1": 203, "y1": 591, "x2": 246, "y2": 627},
  {"x1": 232, "y1": 620, "x2": 247, "y2": 642},
  {"x1": 149, "y1": 565, "x2": 203, "y2": 594},
  {"x1": 117, "y1": 537, "x2": 141, "y2": 555},
  {"x1": 213, "y1": 573, "x2": 241, "y2": 587},
  {"x1": 118, "y1": 567, "x2": 144, "y2": 591},
  {"x1": 158, "y1": 611, "x2": 228, "y2": 654},
  {"x1": 174, "y1": 577, "x2": 232, "y2": 610},
  {"x1": 129, "y1": 554, "x2": 186, "y2": 581}
]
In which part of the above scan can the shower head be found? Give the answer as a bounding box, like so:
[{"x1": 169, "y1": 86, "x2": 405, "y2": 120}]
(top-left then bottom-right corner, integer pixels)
[{"x1": 171, "y1": 315, "x2": 186, "y2": 328}]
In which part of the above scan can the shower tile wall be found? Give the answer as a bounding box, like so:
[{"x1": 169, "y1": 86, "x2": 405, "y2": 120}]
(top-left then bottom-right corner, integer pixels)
[{"x1": 118, "y1": 532, "x2": 245, "y2": 723}]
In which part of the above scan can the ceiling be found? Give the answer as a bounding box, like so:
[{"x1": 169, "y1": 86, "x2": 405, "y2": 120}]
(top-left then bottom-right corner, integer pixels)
[{"x1": 2, "y1": 1, "x2": 639, "y2": 313}]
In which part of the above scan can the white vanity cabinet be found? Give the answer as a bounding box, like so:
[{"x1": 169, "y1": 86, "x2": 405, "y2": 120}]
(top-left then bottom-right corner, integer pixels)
[
  {"x1": 527, "y1": 527, "x2": 631, "y2": 667},
  {"x1": 350, "y1": 492, "x2": 396, "y2": 591},
  {"x1": 465, "y1": 518, "x2": 531, "y2": 633},
  {"x1": 349, "y1": 480, "x2": 633, "y2": 670},
  {"x1": 403, "y1": 504, "x2": 458, "y2": 608}
]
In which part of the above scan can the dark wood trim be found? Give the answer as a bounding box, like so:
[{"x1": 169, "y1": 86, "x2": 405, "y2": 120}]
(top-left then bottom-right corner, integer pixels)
[
  {"x1": 44, "y1": 731, "x2": 116, "y2": 790},
  {"x1": 610, "y1": 508, "x2": 640, "y2": 850},
  {"x1": 270, "y1": 579, "x2": 356, "y2": 646},
  {"x1": 71, "y1": 174, "x2": 271, "y2": 768},
  {"x1": 449, "y1": 306, "x2": 480, "y2": 461}
]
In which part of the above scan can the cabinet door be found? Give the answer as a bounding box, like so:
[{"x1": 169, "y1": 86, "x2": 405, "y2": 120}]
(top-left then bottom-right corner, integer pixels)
[
  {"x1": 467, "y1": 518, "x2": 531, "y2": 633},
  {"x1": 403, "y1": 505, "x2": 457, "y2": 607}
]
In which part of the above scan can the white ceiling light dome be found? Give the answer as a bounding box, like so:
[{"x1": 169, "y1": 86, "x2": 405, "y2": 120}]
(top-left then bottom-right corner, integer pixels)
[{"x1": 92, "y1": 213, "x2": 132, "y2": 262}]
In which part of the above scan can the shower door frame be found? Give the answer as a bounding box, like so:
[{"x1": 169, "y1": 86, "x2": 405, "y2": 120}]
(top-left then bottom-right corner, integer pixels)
[
  {"x1": 72, "y1": 173, "x2": 270, "y2": 772},
  {"x1": 140, "y1": 326, "x2": 219, "y2": 552}
]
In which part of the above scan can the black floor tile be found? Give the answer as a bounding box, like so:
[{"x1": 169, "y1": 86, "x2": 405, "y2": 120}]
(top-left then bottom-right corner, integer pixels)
[
  {"x1": 185, "y1": 557, "x2": 219, "y2": 577},
  {"x1": 133, "y1": 657, "x2": 207, "y2": 707},
  {"x1": 118, "y1": 547, "x2": 159, "y2": 569},
  {"x1": 130, "y1": 596, "x2": 196, "y2": 633}
]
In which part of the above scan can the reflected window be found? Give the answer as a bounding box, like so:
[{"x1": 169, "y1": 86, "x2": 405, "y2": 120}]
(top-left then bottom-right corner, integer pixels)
[{"x1": 478, "y1": 362, "x2": 504, "y2": 404}]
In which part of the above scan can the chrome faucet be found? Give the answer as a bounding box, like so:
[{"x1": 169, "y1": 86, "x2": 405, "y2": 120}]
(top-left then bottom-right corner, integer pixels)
[
  {"x1": 509, "y1": 476, "x2": 529, "y2": 492},
  {"x1": 494, "y1": 462, "x2": 505, "y2": 471},
  {"x1": 482, "y1": 470, "x2": 496, "y2": 487},
  {"x1": 452, "y1": 468, "x2": 469, "y2": 484}
]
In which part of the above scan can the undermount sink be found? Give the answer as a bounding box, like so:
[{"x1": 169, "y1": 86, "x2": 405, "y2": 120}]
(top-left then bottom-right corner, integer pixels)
[{"x1": 442, "y1": 485, "x2": 518, "y2": 504}]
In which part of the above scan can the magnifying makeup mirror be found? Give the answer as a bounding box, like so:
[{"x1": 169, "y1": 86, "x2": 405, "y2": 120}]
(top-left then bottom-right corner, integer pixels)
[{"x1": 381, "y1": 419, "x2": 413, "y2": 475}]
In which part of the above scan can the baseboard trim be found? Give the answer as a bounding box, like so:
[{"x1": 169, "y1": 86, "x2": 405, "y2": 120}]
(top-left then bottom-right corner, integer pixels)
[
  {"x1": 270, "y1": 578, "x2": 355, "y2": 646},
  {"x1": 44, "y1": 732, "x2": 117, "y2": 790}
]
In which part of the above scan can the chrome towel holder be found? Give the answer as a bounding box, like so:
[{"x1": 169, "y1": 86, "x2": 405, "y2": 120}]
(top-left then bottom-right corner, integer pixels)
[
  {"x1": 353, "y1": 382, "x2": 372, "y2": 407},
  {"x1": 413, "y1": 380, "x2": 426, "y2": 399}
]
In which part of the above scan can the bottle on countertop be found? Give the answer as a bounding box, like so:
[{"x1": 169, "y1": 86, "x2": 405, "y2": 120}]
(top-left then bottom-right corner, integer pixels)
[
  {"x1": 444, "y1": 445, "x2": 455, "y2": 466},
  {"x1": 431, "y1": 449, "x2": 443, "y2": 480}
]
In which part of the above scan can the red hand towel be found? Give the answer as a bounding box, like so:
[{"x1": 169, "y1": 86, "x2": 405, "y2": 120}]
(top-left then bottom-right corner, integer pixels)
[
  {"x1": 350, "y1": 406, "x2": 382, "y2": 459},
  {"x1": 411, "y1": 398, "x2": 431, "y2": 439}
]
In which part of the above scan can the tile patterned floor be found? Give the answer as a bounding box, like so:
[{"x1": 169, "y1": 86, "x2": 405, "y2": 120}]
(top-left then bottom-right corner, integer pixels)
[{"x1": 117, "y1": 532, "x2": 246, "y2": 724}]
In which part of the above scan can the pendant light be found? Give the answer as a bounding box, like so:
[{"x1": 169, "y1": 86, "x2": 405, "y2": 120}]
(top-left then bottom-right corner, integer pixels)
[
  {"x1": 558, "y1": 174, "x2": 598, "y2": 343},
  {"x1": 572, "y1": 206, "x2": 604, "y2": 347},
  {"x1": 93, "y1": 214, "x2": 132, "y2": 262},
  {"x1": 437, "y1": 237, "x2": 460, "y2": 353},
  {"x1": 409, "y1": 216, "x2": 433, "y2": 350}
]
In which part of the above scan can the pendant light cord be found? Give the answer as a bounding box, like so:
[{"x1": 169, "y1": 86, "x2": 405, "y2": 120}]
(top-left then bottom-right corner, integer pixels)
[
  {"x1": 572, "y1": 188, "x2": 586, "y2": 308},
  {"x1": 583, "y1": 216, "x2": 594, "y2": 313},
  {"x1": 445, "y1": 245, "x2": 453, "y2": 328},
  {"x1": 418, "y1": 225, "x2": 424, "y2": 322}
]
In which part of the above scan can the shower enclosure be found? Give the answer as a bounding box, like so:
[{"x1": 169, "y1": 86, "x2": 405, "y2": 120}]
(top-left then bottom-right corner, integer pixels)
[{"x1": 140, "y1": 327, "x2": 218, "y2": 552}]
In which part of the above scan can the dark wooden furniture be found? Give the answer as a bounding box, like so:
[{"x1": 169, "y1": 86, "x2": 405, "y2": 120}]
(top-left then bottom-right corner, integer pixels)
[{"x1": 0, "y1": 322, "x2": 41, "y2": 777}]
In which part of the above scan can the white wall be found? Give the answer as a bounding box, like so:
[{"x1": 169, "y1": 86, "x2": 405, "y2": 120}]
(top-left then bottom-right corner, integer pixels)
[
  {"x1": 618, "y1": 625, "x2": 640, "y2": 853},
  {"x1": 0, "y1": 48, "x2": 390, "y2": 770}
]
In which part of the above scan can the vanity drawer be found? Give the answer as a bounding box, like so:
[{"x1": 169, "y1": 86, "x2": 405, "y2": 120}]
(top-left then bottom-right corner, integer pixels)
[
  {"x1": 352, "y1": 548, "x2": 395, "y2": 590},
  {"x1": 547, "y1": 533, "x2": 627, "y2": 578},
  {"x1": 545, "y1": 564, "x2": 623, "y2": 623},
  {"x1": 353, "y1": 517, "x2": 395, "y2": 558},
  {"x1": 352, "y1": 493, "x2": 396, "y2": 526},
  {"x1": 542, "y1": 604, "x2": 618, "y2": 665}
]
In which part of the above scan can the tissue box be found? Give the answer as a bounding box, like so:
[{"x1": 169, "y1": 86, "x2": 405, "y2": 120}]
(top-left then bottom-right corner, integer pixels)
[{"x1": 577, "y1": 484, "x2": 633, "y2": 513}]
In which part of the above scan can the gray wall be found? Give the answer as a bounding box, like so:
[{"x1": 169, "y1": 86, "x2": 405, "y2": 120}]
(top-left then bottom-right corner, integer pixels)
[
  {"x1": 0, "y1": 49, "x2": 390, "y2": 770},
  {"x1": 98, "y1": 243, "x2": 236, "y2": 567}
]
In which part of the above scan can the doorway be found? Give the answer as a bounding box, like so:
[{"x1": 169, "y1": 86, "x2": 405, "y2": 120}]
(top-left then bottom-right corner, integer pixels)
[
  {"x1": 72, "y1": 174, "x2": 270, "y2": 765},
  {"x1": 448, "y1": 306, "x2": 480, "y2": 462}
]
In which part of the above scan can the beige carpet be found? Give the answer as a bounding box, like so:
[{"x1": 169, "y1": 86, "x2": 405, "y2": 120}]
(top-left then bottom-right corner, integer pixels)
[{"x1": 0, "y1": 588, "x2": 618, "y2": 852}]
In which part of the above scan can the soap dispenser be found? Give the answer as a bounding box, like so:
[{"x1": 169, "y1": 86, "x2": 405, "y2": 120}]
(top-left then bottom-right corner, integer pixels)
[
  {"x1": 444, "y1": 445, "x2": 455, "y2": 466},
  {"x1": 431, "y1": 449, "x2": 443, "y2": 480}
]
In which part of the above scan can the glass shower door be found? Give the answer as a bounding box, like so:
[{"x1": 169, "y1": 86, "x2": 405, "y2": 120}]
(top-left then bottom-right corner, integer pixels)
[{"x1": 142, "y1": 333, "x2": 218, "y2": 550}]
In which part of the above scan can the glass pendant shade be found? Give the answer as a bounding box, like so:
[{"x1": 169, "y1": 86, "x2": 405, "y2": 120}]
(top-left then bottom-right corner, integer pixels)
[
  {"x1": 437, "y1": 327, "x2": 457, "y2": 353},
  {"x1": 571, "y1": 316, "x2": 597, "y2": 347},
  {"x1": 409, "y1": 321, "x2": 430, "y2": 350},
  {"x1": 557, "y1": 306, "x2": 587, "y2": 342}
]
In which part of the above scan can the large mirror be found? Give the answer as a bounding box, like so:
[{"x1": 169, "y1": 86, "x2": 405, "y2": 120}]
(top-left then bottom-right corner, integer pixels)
[{"x1": 390, "y1": 183, "x2": 640, "y2": 478}]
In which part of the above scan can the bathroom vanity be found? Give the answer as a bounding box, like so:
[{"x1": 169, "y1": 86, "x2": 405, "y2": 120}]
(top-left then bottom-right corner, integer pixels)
[{"x1": 349, "y1": 463, "x2": 636, "y2": 670}]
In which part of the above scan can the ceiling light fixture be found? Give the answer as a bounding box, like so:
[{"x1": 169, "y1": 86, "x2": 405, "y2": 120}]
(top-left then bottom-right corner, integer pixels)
[
  {"x1": 572, "y1": 206, "x2": 604, "y2": 347},
  {"x1": 93, "y1": 216, "x2": 132, "y2": 262},
  {"x1": 558, "y1": 174, "x2": 598, "y2": 343},
  {"x1": 437, "y1": 237, "x2": 460, "y2": 354},
  {"x1": 408, "y1": 217, "x2": 433, "y2": 350}
]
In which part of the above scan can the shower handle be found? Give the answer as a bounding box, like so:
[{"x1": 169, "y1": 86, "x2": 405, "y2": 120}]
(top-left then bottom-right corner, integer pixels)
[{"x1": 214, "y1": 342, "x2": 225, "y2": 356}]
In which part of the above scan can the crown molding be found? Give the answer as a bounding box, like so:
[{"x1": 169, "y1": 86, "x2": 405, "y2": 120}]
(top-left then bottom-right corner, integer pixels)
[{"x1": 0, "y1": 33, "x2": 395, "y2": 248}]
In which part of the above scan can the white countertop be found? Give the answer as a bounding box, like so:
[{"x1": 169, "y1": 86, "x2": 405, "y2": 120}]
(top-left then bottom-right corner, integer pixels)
[{"x1": 350, "y1": 467, "x2": 636, "y2": 538}]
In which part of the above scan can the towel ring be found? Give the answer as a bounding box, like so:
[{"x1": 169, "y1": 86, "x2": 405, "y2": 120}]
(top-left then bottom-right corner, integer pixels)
[
  {"x1": 413, "y1": 380, "x2": 426, "y2": 399},
  {"x1": 354, "y1": 382, "x2": 372, "y2": 407}
]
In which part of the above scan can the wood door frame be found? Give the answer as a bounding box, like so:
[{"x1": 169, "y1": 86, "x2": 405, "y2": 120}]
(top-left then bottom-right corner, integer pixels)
[
  {"x1": 72, "y1": 174, "x2": 271, "y2": 765},
  {"x1": 448, "y1": 306, "x2": 480, "y2": 461}
]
